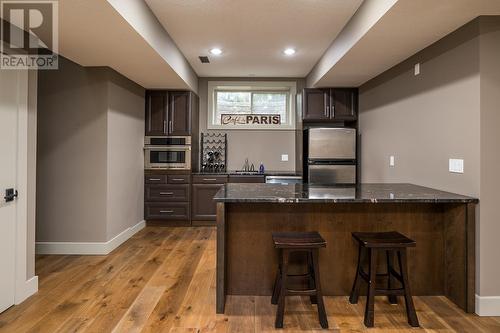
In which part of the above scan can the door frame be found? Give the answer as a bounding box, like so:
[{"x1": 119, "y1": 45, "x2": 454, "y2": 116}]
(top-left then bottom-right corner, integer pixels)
[{"x1": 5, "y1": 68, "x2": 39, "y2": 306}]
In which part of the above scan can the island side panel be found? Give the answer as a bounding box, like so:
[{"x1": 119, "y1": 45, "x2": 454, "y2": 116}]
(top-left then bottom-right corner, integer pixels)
[
  {"x1": 225, "y1": 203, "x2": 446, "y2": 298},
  {"x1": 443, "y1": 203, "x2": 473, "y2": 312},
  {"x1": 467, "y1": 203, "x2": 476, "y2": 313},
  {"x1": 216, "y1": 202, "x2": 226, "y2": 314}
]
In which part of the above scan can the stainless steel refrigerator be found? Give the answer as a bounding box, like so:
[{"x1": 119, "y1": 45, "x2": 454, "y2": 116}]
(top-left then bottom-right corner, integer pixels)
[{"x1": 306, "y1": 128, "x2": 356, "y2": 184}]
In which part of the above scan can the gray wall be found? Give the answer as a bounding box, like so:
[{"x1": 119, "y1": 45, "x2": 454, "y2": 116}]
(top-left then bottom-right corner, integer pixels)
[
  {"x1": 198, "y1": 77, "x2": 305, "y2": 171},
  {"x1": 478, "y1": 17, "x2": 500, "y2": 297},
  {"x1": 359, "y1": 17, "x2": 500, "y2": 298},
  {"x1": 106, "y1": 72, "x2": 145, "y2": 240},
  {"x1": 37, "y1": 57, "x2": 145, "y2": 243},
  {"x1": 37, "y1": 59, "x2": 108, "y2": 242}
]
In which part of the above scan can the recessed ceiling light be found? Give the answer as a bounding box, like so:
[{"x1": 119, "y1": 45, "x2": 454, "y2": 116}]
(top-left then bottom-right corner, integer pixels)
[
  {"x1": 210, "y1": 48, "x2": 222, "y2": 55},
  {"x1": 283, "y1": 48, "x2": 296, "y2": 56}
]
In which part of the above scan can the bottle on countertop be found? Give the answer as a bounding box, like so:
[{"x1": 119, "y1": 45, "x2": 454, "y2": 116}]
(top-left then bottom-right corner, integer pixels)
[{"x1": 259, "y1": 162, "x2": 265, "y2": 174}]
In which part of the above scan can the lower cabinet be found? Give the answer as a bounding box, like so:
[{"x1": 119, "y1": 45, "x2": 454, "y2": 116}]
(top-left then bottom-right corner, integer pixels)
[
  {"x1": 144, "y1": 171, "x2": 191, "y2": 225},
  {"x1": 191, "y1": 184, "x2": 224, "y2": 224}
]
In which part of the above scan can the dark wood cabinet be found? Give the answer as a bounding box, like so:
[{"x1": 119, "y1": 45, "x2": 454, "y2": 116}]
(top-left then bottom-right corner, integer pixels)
[
  {"x1": 332, "y1": 88, "x2": 357, "y2": 120},
  {"x1": 145, "y1": 90, "x2": 168, "y2": 136},
  {"x1": 302, "y1": 88, "x2": 357, "y2": 122},
  {"x1": 145, "y1": 90, "x2": 195, "y2": 136},
  {"x1": 145, "y1": 202, "x2": 189, "y2": 220},
  {"x1": 191, "y1": 184, "x2": 223, "y2": 222},
  {"x1": 145, "y1": 184, "x2": 189, "y2": 202},
  {"x1": 144, "y1": 171, "x2": 191, "y2": 224},
  {"x1": 169, "y1": 91, "x2": 191, "y2": 136},
  {"x1": 303, "y1": 88, "x2": 330, "y2": 121}
]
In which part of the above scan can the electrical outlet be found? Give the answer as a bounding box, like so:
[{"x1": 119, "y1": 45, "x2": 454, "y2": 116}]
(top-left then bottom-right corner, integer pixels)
[
  {"x1": 414, "y1": 63, "x2": 420, "y2": 76},
  {"x1": 389, "y1": 155, "x2": 395, "y2": 167},
  {"x1": 281, "y1": 154, "x2": 289, "y2": 162},
  {"x1": 449, "y1": 159, "x2": 464, "y2": 173}
]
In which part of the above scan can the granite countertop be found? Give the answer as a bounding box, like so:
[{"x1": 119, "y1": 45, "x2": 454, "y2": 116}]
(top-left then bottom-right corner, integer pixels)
[
  {"x1": 213, "y1": 183, "x2": 479, "y2": 204},
  {"x1": 192, "y1": 170, "x2": 301, "y2": 176}
]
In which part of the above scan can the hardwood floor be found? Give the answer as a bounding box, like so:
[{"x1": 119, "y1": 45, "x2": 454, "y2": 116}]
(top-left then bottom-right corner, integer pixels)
[{"x1": 0, "y1": 226, "x2": 499, "y2": 332}]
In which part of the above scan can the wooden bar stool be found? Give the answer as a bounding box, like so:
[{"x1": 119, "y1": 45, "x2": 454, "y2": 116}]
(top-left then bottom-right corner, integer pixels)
[
  {"x1": 271, "y1": 231, "x2": 328, "y2": 329},
  {"x1": 349, "y1": 231, "x2": 419, "y2": 328}
]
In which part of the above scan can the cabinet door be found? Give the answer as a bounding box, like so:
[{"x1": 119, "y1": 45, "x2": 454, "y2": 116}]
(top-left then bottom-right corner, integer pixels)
[
  {"x1": 168, "y1": 91, "x2": 191, "y2": 135},
  {"x1": 145, "y1": 90, "x2": 168, "y2": 136},
  {"x1": 303, "y1": 88, "x2": 330, "y2": 121},
  {"x1": 332, "y1": 88, "x2": 357, "y2": 120},
  {"x1": 191, "y1": 184, "x2": 223, "y2": 221}
]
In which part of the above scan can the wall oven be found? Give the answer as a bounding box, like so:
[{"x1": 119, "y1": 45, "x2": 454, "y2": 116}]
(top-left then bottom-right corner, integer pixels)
[{"x1": 144, "y1": 136, "x2": 191, "y2": 170}]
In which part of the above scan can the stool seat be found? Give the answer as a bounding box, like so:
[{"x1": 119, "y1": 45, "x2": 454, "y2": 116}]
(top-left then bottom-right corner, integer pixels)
[
  {"x1": 352, "y1": 231, "x2": 416, "y2": 248},
  {"x1": 349, "y1": 231, "x2": 419, "y2": 328},
  {"x1": 272, "y1": 231, "x2": 326, "y2": 248},
  {"x1": 271, "y1": 231, "x2": 328, "y2": 329}
]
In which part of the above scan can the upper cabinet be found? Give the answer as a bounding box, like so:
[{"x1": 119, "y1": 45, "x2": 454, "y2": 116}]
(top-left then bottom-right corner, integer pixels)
[
  {"x1": 169, "y1": 91, "x2": 191, "y2": 136},
  {"x1": 302, "y1": 88, "x2": 358, "y2": 122},
  {"x1": 145, "y1": 90, "x2": 168, "y2": 136},
  {"x1": 145, "y1": 90, "x2": 196, "y2": 136}
]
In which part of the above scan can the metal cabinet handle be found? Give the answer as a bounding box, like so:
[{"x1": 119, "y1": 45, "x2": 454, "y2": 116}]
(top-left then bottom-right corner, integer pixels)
[
  {"x1": 331, "y1": 105, "x2": 335, "y2": 118},
  {"x1": 159, "y1": 192, "x2": 174, "y2": 195},
  {"x1": 171, "y1": 178, "x2": 185, "y2": 181},
  {"x1": 169, "y1": 120, "x2": 173, "y2": 133},
  {"x1": 160, "y1": 210, "x2": 174, "y2": 213},
  {"x1": 326, "y1": 106, "x2": 330, "y2": 117},
  {"x1": 163, "y1": 120, "x2": 167, "y2": 134},
  {"x1": 149, "y1": 178, "x2": 161, "y2": 181},
  {"x1": 203, "y1": 178, "x2": 217, "y2": 181}
]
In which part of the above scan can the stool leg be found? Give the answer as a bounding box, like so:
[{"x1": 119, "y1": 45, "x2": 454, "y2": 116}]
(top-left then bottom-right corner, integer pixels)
[
  {"x1": 386, "y1": 250, "x2": 398, "y2": 304},
  {"x1": 349, "y1": 245, "x2": 365, "y2": 304},
  {"x1": 275, "y1": 249, "x2": 289, "y2": 328},
  {"x1": 398, "y1": 249, "x2": 419, "y2": 327},
  {"x1": 308, "y1": 251, "x2": 317, "y2": 304},
  {"x1": 311, "y1": 248, "x2": 329, "y2": 329},
  {"x1": 364, "y1": 248, "x2": 377, "y2": 328},
  {"x1": 271, "y1": 250, "x2": 282, "y2": 305}
]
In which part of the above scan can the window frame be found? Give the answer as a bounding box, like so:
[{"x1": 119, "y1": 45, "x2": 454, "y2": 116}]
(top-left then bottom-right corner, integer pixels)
[{"x1": 207, "y1": 81, "x2": 297, "y2": 130}]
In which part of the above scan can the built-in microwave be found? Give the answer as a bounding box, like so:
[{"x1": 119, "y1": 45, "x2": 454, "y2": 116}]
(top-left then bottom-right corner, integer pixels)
[
  {"x1": 144, "y1": 146, "x2": 191, "y2": 170},
  {"x1": 144, "y1": 136, "x2": 191, "y2": 170}
]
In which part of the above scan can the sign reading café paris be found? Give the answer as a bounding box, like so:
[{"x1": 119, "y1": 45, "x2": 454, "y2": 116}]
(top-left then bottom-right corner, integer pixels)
[{"x1": 221, "y1": 114, "x2": 281, "y2": 126}]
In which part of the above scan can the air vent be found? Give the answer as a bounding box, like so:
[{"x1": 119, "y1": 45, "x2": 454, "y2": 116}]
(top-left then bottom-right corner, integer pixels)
[{"x1": 199, "y1": 56, "x2": 210, "y2": 64}]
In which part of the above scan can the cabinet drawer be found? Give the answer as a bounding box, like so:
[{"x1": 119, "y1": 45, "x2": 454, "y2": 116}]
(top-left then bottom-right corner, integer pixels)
[
  {"x1": 145, "y1": 175, "x2": 167, "y2": 184},
  {"x1": 167, "y1": 175, "x2": 190, "y2": 184},
  {"x1": 145, "y1": 184, "x2": 189, "y2": 202},
  {"x1": 192, "y1": 175, "x2": 228, "y2": 184},
  {"x1": 228, "y1": 175, "x2": 265, "y2": 183},
  {"x1": 145, "y1": 202, "x2": 189, "y2": 220}
]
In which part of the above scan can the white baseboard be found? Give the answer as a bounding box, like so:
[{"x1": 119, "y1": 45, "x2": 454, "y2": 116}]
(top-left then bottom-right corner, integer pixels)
[
  {"x1": 36, "y1": 220, "x2": 145, "y2": 255},
  {"x1": 15, "y1": 275, "x2": 38, "y2": 304},
  {"x1": 475, "y1": 294, "x2": 500, "y2": 316}
]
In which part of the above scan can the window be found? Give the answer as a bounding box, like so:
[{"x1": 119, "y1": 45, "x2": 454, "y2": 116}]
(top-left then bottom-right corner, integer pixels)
[{"x1": 207, "y1": 81, "x2": 296, "y2": 130}]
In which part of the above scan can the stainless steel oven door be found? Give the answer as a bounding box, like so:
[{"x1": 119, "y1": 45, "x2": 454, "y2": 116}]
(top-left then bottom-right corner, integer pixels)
[{"x1": 144, "y1": 146, "x2": 191, "y2": 170}]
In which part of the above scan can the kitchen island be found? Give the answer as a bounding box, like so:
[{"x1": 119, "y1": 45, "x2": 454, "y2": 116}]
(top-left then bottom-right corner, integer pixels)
[{"x1": 213, "y1": 183, "x2": 478, "y2": 314}]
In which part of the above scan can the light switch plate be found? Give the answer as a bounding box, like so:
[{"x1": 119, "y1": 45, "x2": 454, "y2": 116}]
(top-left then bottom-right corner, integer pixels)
[
  {"x1": 281, "y1": 154, "x2": 289, "y2": 162},
  {"x1": 449, "y1": 158, "x2": 464, "y2": 173},
  {"x1": 414, "y1": 63, "x2": 420, "y2": 76},
  {"x1": 389, "y1": 155, "x2": 395, "y2": 167}
]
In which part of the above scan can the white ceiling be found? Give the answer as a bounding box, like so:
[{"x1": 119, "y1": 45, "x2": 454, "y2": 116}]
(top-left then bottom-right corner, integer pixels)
[
  {"x1": 314, "y1": 0, "x2": 500, "y2": 87},
  {"x1": 57, "y1": 0, "x2": 189, "y2": 89},
  {"x1": 145, "y1": 0, "x2": 363, "y2": 78}
]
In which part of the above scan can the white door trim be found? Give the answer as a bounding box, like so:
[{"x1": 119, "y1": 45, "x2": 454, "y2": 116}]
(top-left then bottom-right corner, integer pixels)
[{"x1": 13, "y1": 69, "x2": 38, "y2": 304}]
